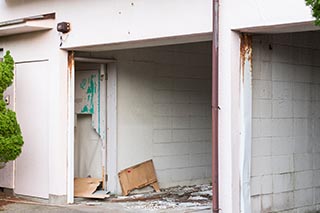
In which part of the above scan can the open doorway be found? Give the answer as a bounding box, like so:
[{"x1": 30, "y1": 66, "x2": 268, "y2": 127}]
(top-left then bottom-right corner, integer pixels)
[{"x1": 73, "y1": 59, "x2": 116, "y2": 199}]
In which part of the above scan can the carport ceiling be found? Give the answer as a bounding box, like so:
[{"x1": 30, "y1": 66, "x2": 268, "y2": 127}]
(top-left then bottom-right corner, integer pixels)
[{"x1": 236, "y1": 21, "x2": 320, "y2": 34}]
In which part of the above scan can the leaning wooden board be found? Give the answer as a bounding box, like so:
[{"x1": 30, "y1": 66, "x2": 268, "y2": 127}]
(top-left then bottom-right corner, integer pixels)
[{"x1": 118, "y1": 160, "x2": 160, "y2": 196}]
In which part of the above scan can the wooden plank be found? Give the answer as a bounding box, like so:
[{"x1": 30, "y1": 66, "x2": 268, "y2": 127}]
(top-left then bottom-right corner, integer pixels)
[{"x1": 118, "y1": 160, "x2": 160, "y2": 196}]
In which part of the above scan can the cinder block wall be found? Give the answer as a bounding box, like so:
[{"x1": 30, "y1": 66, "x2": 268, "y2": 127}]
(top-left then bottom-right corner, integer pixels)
[
  {"x1": 251, "y1": 32, "x2": 320, "y2": 212},
  {"x1": 151, "y1": 63, "x2": 212, "y2": 187},
  {"x1": 87, "y1": 42, "x2": 212, "y2": 191}
]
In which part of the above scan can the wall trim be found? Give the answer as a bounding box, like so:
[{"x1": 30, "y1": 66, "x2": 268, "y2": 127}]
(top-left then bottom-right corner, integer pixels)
[{"x1": 106, "y1": 63, "x2": 118, "y2": 193}]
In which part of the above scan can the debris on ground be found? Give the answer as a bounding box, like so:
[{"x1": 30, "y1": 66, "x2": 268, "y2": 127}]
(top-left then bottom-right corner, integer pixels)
[
  {"x1": 118, "y1": 160, "x2": 160, "y2": 196},
  {"x1": 110, "y1": 192, "x2": 165, "y2": 202},
  {"x1": 85, "y1": 201, "x2": 102, "y2": 206},
  {"x1": 111, "y1": 184, "x2": 212, "y2": 211},
  {"x1": 0, "y1": 184, "x2": 212, "y2": 212}
]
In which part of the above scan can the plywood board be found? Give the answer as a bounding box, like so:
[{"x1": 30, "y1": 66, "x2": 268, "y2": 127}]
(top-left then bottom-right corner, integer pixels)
[
  {"x1": 74, "y1": 178, "x2": 107, "y2": 199},
  {"x1": 118, "y1": 160, "x2": 160, "y2": 196}
]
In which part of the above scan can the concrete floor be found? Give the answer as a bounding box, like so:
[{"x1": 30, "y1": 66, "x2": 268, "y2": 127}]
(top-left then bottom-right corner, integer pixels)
[
  {"x1": 2, "y1": 202, "x2": 134, "y2": 213},
  {"x1": 0, "y1": 184, "x2": 212, "y2": 212},
  {"x1": 2, "y1": 202, "x2": 212, "y2": 212}
]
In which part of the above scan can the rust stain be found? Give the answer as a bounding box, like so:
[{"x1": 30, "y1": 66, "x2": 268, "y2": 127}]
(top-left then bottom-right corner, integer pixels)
[
  {"x1": 25, "y1": 13, "x2": 56, "y2": 21},
  {"x1": 0, "y1": 13, "x2": 55, "y2": 27},
  {"x1": 68, "y1": 51, "x2": 74, "y2": 79},
  {"x1": 240, "y1": 34, "x2": 253, "y2": 82}
]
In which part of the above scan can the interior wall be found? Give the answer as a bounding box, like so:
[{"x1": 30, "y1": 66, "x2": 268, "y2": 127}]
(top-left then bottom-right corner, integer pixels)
[
  {"x1": 77, "y1": 41, "x2": 212, "y2": 191},
  {"x1": 251, "y1": 31, "x2": 320, "y2": 212}
]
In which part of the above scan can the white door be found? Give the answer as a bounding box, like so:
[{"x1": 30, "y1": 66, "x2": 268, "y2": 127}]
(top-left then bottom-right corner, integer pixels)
[
  {"x1": 14, "y1": 61, "x2": 49, "y2": 198},
  {"x1": 74, "y1": 69, "x2": 106, "y2": 183}
]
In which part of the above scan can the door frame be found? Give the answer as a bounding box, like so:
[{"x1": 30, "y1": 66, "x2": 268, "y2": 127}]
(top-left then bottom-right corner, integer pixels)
[
  {"x1": 67, "y1": 55, "x2": 117, "y2": 203},
  {"x1": 106, "y1": 63, "x2": 117, "y2": 193}
]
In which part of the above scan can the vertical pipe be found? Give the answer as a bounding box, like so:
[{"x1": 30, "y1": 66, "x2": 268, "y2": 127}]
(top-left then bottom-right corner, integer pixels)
[{"x1": 212, "y1": 0, "x2": 219, "y2": 212}]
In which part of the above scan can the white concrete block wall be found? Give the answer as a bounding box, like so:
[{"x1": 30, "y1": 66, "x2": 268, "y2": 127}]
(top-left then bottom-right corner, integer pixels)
[
  {"x1": 86, "y1": 42, "x2": 212, "y2": 190},
  {"x1": 251, "y1": 31, "x2": 320, "y2": 212},
  {"x1": 152, "y1": 61, "x2": 212, "y2": 187}
]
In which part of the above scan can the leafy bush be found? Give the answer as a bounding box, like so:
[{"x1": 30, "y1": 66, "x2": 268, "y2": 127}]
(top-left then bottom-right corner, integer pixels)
[
  {"x1": 0, "y1": 51, "x2": 23, "y2": 162},
  {"x1": 306, "y1": 0, "x2": 320, "y2": 25}
]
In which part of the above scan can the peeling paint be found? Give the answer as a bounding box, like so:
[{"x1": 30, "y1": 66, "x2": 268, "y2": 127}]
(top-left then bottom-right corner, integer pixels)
[
  {"x1": 80, "y1": 79, "x2": 87, "y2": 89},
  {"x1": 80, "y1": 74, "x2": 97, "y2": 114},
  {"x1": 75, "y1": 70, "x2": 105, "y2": 139},
  {"x1": 81, "y1": 105, "x2": 89, "y2": 113}
]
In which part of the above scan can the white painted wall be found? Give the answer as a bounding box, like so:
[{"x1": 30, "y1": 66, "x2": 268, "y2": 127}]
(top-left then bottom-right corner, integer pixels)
[
  {"x1": 0, "y1": 31, "x2": 68, "y2": 201},
  {"x1": 0, "y1": 0, "x2": 316, "y2": 207},
  {"x1": 78, "y1": 42, "x2": 212, "y2": 193},
  {"x1": 251, "y1": 32, "x2": 320, "y2": 212},
  {"x1": 218, "y1": 1, "x2": 317, "y2": 212},
  {"x1": 0, "y1": 0, "x2": 212, "y2": 50},
  {"x1": 218, "y1": 1, "x2": 241, "y2": 211},
  {"x1": 0, "y1": 0, "x2": 315, "y2": 48},
  {"x1": 0, "y1": 0, "x2": 214, "y2": 199},
  {"x1": 227, "y1": 0, "x2": 313, "y2": 29}
]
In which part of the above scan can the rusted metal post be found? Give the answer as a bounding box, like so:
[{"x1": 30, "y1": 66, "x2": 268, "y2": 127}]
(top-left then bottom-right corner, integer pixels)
[{"x1": 212, "y1": 0, "x2": 219, "y2": 212}]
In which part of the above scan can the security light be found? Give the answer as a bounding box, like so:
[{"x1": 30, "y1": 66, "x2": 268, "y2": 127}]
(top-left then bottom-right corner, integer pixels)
[{"x1": 57, "y1": 22, "x2": 70, "y2": 33}]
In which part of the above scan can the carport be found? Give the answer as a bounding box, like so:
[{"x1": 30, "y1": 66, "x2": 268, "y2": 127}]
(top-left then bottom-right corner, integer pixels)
[{"x1": 238, "y1": 23, "x2": 320, "y2": 212}]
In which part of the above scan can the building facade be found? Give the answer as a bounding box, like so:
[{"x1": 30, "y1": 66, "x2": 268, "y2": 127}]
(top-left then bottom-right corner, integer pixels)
[{"x1": 0, "y1": 0, "x2": 318, "y2": 212}]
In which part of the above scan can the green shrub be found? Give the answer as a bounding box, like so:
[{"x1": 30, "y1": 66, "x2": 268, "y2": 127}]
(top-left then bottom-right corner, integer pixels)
[
  {"x1": 305, "y1": 0, "x2": 320, "y2": 25},
  {"x1": 0, "y1": 51, "x2": 23, "y2": 162}
]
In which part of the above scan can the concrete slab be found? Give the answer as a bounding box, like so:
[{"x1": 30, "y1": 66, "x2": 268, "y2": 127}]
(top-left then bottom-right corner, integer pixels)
[
  {"x1": 2, "y1": 202, "x2": 212, "y2": 213},
  {"x1": 0, "y1": 184, "x2": 212, "y2": 212}
]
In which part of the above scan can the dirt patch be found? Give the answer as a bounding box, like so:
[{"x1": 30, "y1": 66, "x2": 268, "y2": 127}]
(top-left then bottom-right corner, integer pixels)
[{"x1": 0, "y1": 194, "x2": 25, "y2": 211}]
